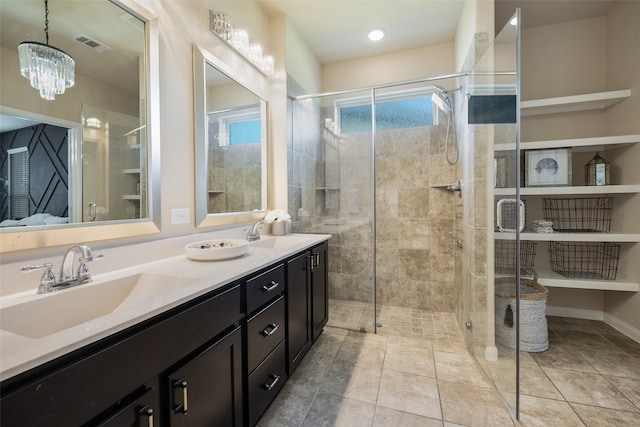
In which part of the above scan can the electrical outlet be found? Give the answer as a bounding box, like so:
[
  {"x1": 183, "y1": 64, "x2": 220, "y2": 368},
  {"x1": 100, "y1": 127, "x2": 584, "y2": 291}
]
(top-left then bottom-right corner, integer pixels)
[{"x1": 171, "y1": 208, "x2": 190, "y2": 224}]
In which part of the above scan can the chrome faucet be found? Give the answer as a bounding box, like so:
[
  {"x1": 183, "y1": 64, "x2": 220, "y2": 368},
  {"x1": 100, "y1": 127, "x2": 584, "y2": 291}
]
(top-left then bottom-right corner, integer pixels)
[
  {"x1": 59, "y1": 244, "x2": 102, "y2": 282},
  {"x1": 246, "y1": 219, "x2": 265, "y2": 242},
  {"x1": 20, "y1": 244, "x2": 103, "y2": 294}
]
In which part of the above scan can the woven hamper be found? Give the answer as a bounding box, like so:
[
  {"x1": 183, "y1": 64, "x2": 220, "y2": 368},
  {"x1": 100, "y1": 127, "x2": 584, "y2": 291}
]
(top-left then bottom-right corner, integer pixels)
[{"x1": 495, "y1": 269, "x2": 549, "y2": 352}]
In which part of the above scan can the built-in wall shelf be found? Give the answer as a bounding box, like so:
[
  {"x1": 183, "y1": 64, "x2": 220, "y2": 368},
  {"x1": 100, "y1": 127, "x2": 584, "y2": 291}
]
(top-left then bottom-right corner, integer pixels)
[
  {"x1": 496, "y1": 270, "x2": 639, "y2": 292},
  {"x1": 494, "y1": 184, "x2": 640, "y2": 196},
  {"x1": 534, "y1": 268, "x2": 639, "y2": 292},
  {"x1": 123, "y1": 168, "x2": 141, "y2": 174},
  {"x1": 123, "y1": 195, "x2": 141, "y2": 200},
  {"x1": 520, "y1": 89, "x2": 631, "y2": 116},
  {"x1": 495, "y1": 134, "x2": 640, "y2": 152},
  {"x1": 494, "y1": 232, "x2": 640, "y2": 243}
]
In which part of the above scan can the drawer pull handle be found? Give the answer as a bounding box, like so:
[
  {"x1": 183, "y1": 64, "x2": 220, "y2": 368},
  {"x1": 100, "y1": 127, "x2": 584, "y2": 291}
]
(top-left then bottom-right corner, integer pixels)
[
  {"x1": 173, "y1": 379, "x2": 189, "y2": 414},
  {"x1": 263, "y1": 374, "x2": 280, "y2": 391},
  {"x1": 314, "y1": 252, "x2": 320, "y2": 267},
  {"x1": 138, "y1": 405, "x2": 154, "y2": 427},
  {"x1": 262, "y1": 323, "x2": 280, "y2": 337},
  {"x1": 262, "y1": 281, "x2": 279, "y2": 292}
]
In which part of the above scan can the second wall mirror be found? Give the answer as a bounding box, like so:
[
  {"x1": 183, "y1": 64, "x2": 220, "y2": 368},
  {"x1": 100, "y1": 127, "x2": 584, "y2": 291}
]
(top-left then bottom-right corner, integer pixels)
[{"x1": 193, "y1": 44, "x2": 268, "y2": 227}]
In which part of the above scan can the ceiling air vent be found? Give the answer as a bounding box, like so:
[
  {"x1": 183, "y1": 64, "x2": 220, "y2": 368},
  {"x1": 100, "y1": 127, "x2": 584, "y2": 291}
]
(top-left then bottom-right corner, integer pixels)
[{"x1": 71, "y1": 34, "x2": 112, "y2": 53}]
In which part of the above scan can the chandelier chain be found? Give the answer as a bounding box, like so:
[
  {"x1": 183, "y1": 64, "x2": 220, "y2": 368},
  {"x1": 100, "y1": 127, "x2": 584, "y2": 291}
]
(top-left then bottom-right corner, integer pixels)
[{"x1": 44, "y1": 0, "x2": 49, "y2": 45}]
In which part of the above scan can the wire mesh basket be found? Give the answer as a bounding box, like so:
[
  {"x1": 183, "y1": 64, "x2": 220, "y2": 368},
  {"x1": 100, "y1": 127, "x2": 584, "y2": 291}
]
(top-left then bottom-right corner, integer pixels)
[
  {"x1": 494, "y1": 240, "x2": 537, "y2": 275},
  {"x1": 548, "y1": 241, "x2": 621, "y2": 280},
  {"x1": 542, "y1": 197, "x2": 613, "y2": 232}
]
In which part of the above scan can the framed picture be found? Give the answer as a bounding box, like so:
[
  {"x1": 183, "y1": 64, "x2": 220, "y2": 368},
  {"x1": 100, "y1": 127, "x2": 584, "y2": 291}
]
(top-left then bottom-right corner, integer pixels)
[{"x1": 525, "y1": 148, "x2": 572, "y2": 187}]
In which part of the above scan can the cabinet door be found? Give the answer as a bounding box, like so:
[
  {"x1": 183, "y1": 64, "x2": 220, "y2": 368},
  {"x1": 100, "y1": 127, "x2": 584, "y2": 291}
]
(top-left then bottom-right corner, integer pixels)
[
  {"x1": 165, "y1": 326, "x2": 243, "y2": 427},
  {"x1": 286, "y1": 251, "x2": 312, "y2": 374},
  {"x1": 311, "y1": 241, "x2": 329, "y2": 340},
  {"x1": 92, "y1": 386, "x2": 156, "y2": 427}
]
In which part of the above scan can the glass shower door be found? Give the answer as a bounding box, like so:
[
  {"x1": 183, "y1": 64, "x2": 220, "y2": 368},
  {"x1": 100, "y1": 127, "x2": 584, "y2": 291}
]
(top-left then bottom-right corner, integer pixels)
[
  {"x1": 291, "y1": 90, "x2": 376, "y2": 333},
  {"x1": 468, "y1": 9, "x2": 522, "y2": 419}
]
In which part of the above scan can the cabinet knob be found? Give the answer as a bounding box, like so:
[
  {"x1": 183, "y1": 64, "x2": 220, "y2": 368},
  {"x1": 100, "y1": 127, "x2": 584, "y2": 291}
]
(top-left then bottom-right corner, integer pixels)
[
  {"x1": 262, "y1": 374, "x2": 280, "y2": 391},
  {"x1": 172, "y1": 379, "x2": 189, "y2": 414},
  {"x1": 261, "y1": 323, "x2": 280, "y2": 337}
]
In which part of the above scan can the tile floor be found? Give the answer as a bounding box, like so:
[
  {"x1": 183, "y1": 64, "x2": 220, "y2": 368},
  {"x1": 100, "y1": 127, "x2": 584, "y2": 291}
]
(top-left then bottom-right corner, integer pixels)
[
  {"x1": 258, "y1": 300, "x2": 515, "y2": 426},
  {"x1": 258, "y1": 300, "x2": 640, "y2": 427},
  {"x1": 481, "y1": 315, "x2": 640, "y2": 426}
]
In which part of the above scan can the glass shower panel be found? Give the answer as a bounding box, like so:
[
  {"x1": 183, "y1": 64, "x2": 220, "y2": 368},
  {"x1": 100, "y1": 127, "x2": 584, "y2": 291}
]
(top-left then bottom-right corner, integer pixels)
[
  {"x1": 467, "y1": 10, "x2": 521, "y2": 419},
  {"x1": 291, "y1": 90, "x2": 376, "y2": 333}
]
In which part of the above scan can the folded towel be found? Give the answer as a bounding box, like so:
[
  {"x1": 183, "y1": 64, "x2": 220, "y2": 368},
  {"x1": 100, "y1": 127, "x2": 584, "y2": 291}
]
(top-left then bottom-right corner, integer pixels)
[{"x1": 531, "y1": 219, "x2": 554, "y2": 233}]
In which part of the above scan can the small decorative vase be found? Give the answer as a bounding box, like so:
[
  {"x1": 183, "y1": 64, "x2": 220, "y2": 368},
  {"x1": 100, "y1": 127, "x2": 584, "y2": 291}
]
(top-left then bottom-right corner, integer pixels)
[{"x1": 271, "y1": 221, "x2": 286, "y2": 236}]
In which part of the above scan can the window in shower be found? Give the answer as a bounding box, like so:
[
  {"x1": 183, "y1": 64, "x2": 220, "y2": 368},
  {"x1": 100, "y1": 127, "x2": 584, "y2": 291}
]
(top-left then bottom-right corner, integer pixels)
[
  {"x1": 211, "y1": 105, "x2": 261, "y2": 147},
  {"x1": 337, "y1": 88, "x2": 439, "y2": 133}
]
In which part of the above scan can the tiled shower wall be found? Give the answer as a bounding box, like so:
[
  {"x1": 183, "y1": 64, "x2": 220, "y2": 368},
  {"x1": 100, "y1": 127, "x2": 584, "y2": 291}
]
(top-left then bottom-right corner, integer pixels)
[
  {"x1": 374, "y1": 123, "x2": 459, "y2": 311},
  {"x1": 207, "y1": 121, "x2": 262, "y2": 213},
  {"x1": 288, "y1": 75, "x2": 462, "y2": 313}
]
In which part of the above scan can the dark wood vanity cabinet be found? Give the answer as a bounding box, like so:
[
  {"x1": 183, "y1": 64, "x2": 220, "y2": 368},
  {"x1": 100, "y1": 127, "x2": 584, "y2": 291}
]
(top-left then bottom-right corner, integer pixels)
[
  {"x1": 93, "y1": 386, "x2": 157, "y2": 426},
  {"x1": 164, "y1": 326, "x2": 243, "y2": 427},
  {"x1": 311, "y1": 241, "x2": 329, "y2": 340},
  {"x1": 286, "y1": 241, "x2": 329, "y2": 374},
  {"x1": 245, "y1": 266, "x2": 287, "y2": 427},
  {"x1": 0, "y1": 283, "x2": 243, "y2": 427},
  {"x1": 0, "y1": 240, "x2": 329, "y2": 427}
]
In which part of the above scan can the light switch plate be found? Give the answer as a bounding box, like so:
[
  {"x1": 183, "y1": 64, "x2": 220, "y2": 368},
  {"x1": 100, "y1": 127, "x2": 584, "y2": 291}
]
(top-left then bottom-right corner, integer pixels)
[{"x1": 171, "y1": 208, "x2": 190, "y2": 224}]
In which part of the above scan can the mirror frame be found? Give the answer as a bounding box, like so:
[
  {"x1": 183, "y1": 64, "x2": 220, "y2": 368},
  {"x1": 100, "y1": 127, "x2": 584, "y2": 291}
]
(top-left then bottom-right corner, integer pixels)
[
  {"x1": 193, "y1": 44, "x2": 269, "y2": 228},
  {"x1": 0, "y1": 0, "x2": 161, "y2": 253}
]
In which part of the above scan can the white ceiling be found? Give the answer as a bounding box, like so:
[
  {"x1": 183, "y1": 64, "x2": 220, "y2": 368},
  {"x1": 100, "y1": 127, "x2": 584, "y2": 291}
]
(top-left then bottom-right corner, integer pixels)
[
  {"x1": 255, "y1": 0, "x2": 620, "y2": 64},
  {"x1": 257, "y1": 0, "x2": 466, "y2": 64}
]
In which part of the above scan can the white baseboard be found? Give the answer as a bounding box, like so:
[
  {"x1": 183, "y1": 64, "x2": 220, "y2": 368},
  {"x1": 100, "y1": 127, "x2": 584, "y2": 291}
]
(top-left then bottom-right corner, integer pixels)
[
  {"x1": 603, "y1": 312, "x2": 640, "y2": 343},
  {"x1": 547, "y1": 305, "x2": 640, "y2": 343},
  {"x1": 546, "y1": 305, "x2": 603, "y2": 321}
]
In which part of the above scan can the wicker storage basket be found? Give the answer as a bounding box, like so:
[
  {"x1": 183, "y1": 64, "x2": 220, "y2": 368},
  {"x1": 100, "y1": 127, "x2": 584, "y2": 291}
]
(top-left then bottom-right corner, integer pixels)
[{"x1": 495, "y1": 269, "x2": 549, "y2": 352}]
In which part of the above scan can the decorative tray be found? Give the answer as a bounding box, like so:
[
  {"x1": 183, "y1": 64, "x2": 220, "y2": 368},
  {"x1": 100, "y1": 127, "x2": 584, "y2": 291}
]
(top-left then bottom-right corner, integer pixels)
[{"x1": 185, "y1": 239, "x2": 249, "y2": 261}]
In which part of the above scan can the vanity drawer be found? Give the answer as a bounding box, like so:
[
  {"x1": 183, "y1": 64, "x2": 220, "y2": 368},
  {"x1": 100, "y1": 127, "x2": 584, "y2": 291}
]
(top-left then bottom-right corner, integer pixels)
[
  {"x1": 246, "y1": 264, "x2": 285, "y2": 313},
  {"x1": 247, "y1": 340, "x2": 287, "y2": 427},
  {"x1": 246, "y1": 296, "x2": 285, "y2": 373}
]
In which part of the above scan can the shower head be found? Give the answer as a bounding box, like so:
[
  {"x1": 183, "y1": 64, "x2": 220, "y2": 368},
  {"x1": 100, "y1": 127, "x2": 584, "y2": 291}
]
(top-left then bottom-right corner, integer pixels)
[{"x1": 431, "y1": 86, "x2": 451, "y2": 114}]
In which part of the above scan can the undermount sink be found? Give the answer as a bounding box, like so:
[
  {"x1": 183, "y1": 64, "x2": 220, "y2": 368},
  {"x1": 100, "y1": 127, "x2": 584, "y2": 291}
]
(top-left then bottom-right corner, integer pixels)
[
  {"x1": 250, "y1": 235, "x2": 313, "y2": 249},
  {"x1": 0, "y1": 273, "x2": 196, "y2": 339}
]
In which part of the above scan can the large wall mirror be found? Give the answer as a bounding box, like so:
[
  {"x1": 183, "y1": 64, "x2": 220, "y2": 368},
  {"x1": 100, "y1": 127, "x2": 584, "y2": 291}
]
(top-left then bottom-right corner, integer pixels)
[
  {"x1": 194, "y1": 45, "x2": 268, "y2": 228},
  {"x1": 0, "y1": 0, "x2": 160, "y2": 253}
]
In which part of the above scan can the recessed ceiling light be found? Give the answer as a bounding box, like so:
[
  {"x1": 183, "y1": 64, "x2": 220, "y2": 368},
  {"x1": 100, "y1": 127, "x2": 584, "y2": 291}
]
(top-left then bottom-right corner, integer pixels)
[{"x1": 368, "y1": 28, "x2": 386, "y2": 41}]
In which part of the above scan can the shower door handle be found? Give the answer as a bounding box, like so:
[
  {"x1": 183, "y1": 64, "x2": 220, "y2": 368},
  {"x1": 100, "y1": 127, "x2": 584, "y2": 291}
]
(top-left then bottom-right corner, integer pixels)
[
  {"x1": 496, "y1": 199, "x2": 525, "y2": 232},
  {"x1": 87, "y1": 202, "x2": 97, "y2": 221}
]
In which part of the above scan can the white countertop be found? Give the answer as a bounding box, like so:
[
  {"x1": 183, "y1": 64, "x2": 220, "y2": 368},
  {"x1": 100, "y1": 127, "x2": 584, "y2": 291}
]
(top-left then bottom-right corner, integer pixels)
[{"x1": 0, "y1": 233, "x2": 330, "y2": 382}]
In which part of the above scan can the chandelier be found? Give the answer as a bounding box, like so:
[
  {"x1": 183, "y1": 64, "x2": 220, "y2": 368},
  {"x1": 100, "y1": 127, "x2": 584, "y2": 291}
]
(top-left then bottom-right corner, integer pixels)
[{"x1": 18, "y1": 0, "x2": 75, "y2": 100}]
